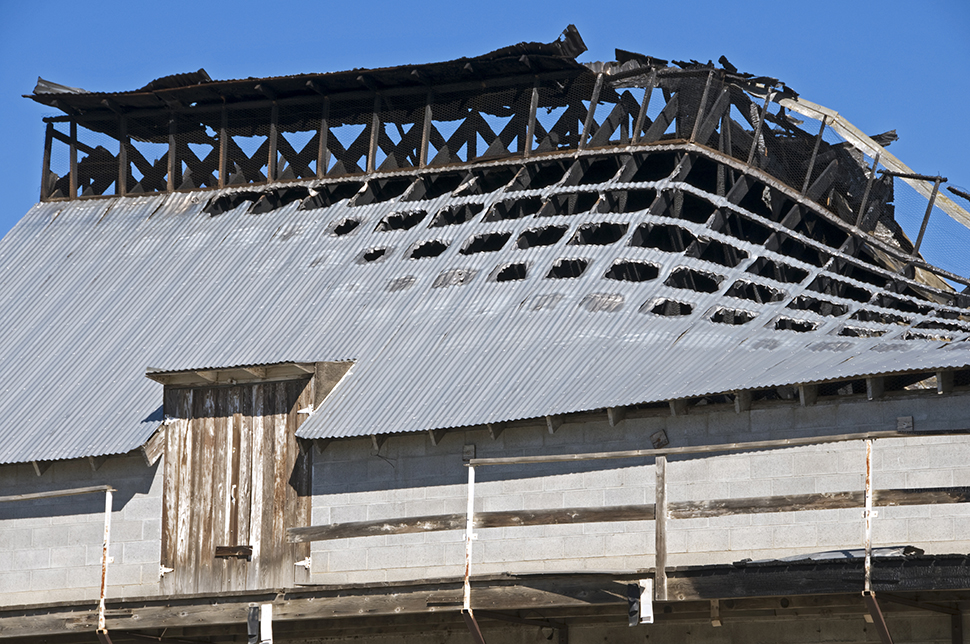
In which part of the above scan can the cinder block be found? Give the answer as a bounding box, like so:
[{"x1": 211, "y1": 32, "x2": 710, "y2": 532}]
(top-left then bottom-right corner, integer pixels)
[
  {"x1": 905, "y1": 468, "x2": 953, "y2": 488},
  {"x1": 330, "y1": 504, "x2": 368, "y2": 524},
  {"x1": 603, "y1": 486, "x2": 645, "y2": 506},
  {"x1": 907, "y1": 517, "x2": 954, "y2": 543},
  {"x1": 686, "y1": 528, "x2": 730, "y2": 553},
  {"x1": 0, "y1": 529, "x2": 31, "y2": 551},
  {"x1": 111, "y1": 520, "x2": 144, "y2": 543},
  {"x1": 815, "y1": 473, "x2": 863, "y2": 494},
  {"x1": 0, "y1": 571, "x2": 30, "y2": 595},
  {"x1": 728, "y1": 526, "x2": 773, "y2": 551},
  {"x1": 62, "y1": 565, "x2": 101, "y2": 589},
  {"x1": 521, "y1": 491, "x2": 564, "y2": 511},
  {"x1": 404, "y1": 544, "x2": 445, "y2": 568},
  {"x1": 791, "y1": 451, "x2": 841, "y2": 476},
  {"x1": 29, "y1": 567, "x2": 67, "y2": 592},
  {"x1": 49, "y1": 546, "x2": 86, "y2": 568},
  {"x1": 329, "y1": 547, "x2": 367, "y2": 572},
  {"x1": 8, "y1": 548, "x2": 50, "y2": 571},
  {"x1": 121, "y1": 495, "x2": 161, "y2": 522},
  {"x1": 817, "y1": 522, "x2": 861, "y2": 548},
  {"x1": 123, "y1": 540, "x2": 159, "y2": 565},
  {"x1": 67, "y1": 523, "x2": 104, "y2": 547},
  {"x1": 30, "y1": 525, "x2": 70, "y2": 548},
  {"x1": 772, "y1": 524, "x2": 817, "y2": 549}
]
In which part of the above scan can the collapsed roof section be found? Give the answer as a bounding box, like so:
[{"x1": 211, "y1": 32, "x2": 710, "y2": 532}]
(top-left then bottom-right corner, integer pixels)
[{"x1": 5, "y1": 28, "x2": 970, "y2": 463}]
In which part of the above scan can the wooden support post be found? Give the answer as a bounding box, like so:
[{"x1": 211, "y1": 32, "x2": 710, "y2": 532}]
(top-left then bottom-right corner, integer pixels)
[
  {"x1": 607, "y1": 407, "x2": 626, "y2": 427},
  {"x1": 487, "y1": 423, "x2": 504, "y2": 441},
  {"x1": 218, "y1": 106, "x2": 228, "y2": 188},
  {"x1": 867, "y1": 377, "x2": 885, "y2": 400},
  {"x1": 367, "y1": 94, "x2": 381, "y2": 174},
  {"x1": 429, "y1": 429, "x2": 447, "y2": 446},
  {"x1": 937, "y1": 370, "x2": 954, "y2": 395},
  {"x1": 41, "y1": 122, "x2": 53, "y2": 201},
  {"x1": 801, "y1": 116, "x2": 827, "y2": 194},
  {"x1": 166, "y1": 115, "x2": 177, "y2": 192},
  {"x1": 864, "y1": 439, "x2": 874, "y2": 593},
  {"x1": 746, "y1": 90, "x2": 774, "y2": 166},
  {"x1": 371, "y1": 435, "x2": 387, "y2": 452},
  {"x1": 631, "y1": 70, "x2": 657, "y2": 145},
  {"x1": 710, "y1": 599, "x2": 722, "y2": 627},
  {"x1": 524, "y1": 80, "x2": 539, "y2": 158},
  {"x1": 317, "y1": 97, "x2": 330, "y2": 178},
  {"x1": 31, "y1": 461, "x2": 51, "y2": 477},
  {"x1": 951, "y1": 612, "x2": 963, "y2": 644},
  {"x1": 654, "y1": 456, "x2": 668, "y2": 601},
  {"x1": 267, "y1": 102, "x2": 279, "y2": 182},
  {"x1": 855, "y1": 153, "x2": 880, "y2": 228},
  {"x1": 419, "y1": 90, "x2": 433, "y2": 167},
  {"x1": 799, "y1": 384, "x2": 818, "y2": 407},
  {"x1": 578, "y1": 73, "x2": 604, "y2": 151},
  {"x1": 689, "y1": 71, "x2": 714, "y2": 142},
  {"x1": 862, "y1": 592, "x2": 894, "y2": 644},
  {"x1": 546, "y1": 415, "x2": 562, "y2": 434},
  {"x1": 912, "y1": 178, "x2": 943, "y2": 257},
  {"x1": 734, "y1": 390, "x2": 752, "y2": 413},
  {"x1": 117, "y1": 115, "x2": 128, "y2": 196},
  {"x1": 69, "y1": 119, "x2": 78, "y2": 199},
  {"x1": 669, "y1": 399, "x2": 688, "y2": 416}
]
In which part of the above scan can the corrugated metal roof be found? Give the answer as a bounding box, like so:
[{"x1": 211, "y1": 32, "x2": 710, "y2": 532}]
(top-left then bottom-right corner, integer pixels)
[{"x1": 2, "y1": 145, "x2": 969, "y2": 463}]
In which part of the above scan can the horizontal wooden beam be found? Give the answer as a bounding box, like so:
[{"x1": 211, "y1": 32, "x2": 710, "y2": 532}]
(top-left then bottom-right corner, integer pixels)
[
  {"x1": 288, "y1": 486, "x2": 970, "y2": 543},
  {"x1": 0, "y1": 484, "x2": 113, "y2": 504}
]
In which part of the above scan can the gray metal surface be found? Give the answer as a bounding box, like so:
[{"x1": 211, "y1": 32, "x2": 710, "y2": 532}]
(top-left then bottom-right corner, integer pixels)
[{"x1": 2, "y1": 146, "x2": 970, "y2": 464}]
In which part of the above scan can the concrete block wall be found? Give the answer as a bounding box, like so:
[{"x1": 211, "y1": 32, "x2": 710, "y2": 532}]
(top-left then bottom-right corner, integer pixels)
[
  {"x1": 0, "y1": 454, "x2": 163, "y2": 607},
  {"x1": 309, "y1": 391, "x2": 970, "y2": 584}
]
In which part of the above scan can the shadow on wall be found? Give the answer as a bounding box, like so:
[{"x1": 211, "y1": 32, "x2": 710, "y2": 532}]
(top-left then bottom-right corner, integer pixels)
[{"x1": 0, "y1": 455, "x2": 160, "y2": 520}]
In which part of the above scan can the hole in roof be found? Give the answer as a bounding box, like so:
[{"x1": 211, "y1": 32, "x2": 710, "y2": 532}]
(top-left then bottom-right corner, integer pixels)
[
  {"x1": 520, "y1": 293, "x2": 563, "y2": 310},
  {"x1": 461, "y1": 232, "x2": 511, "y2": 255},
  {"x1": 538, "y1": 192, "x2": 598, "y2": 217},
  {"x1": 870, "y1": 293, "x2": 933, "y2": 315},
  {"x1": 603, "y1": 189, "x2": 656, "y2": 214},
  {"x1": 903, "y1": 330, "x2": 952, "y2": 342},
  {"x1": 838, "y1": 325, "x2": 886, "y2": 338},
  {"x1": 675, "y1": 191, "x2": 718, "y2": 224},
  {"x1": 248, "y1": 187, "x2": 310, "y2": 214},
  {"x1": 509, "y1": 160, "x2": 571, "y2": 191},
  {"x1": 547, "y1": 258, "x2": 589, "y2": 279},
  {"x1": 711, "y1": 308, "x2": 756, "y2": 325},
  {"x1": 605, "y1": 260, "x2": 659, "y2": 282},
  {"x1": 332, "y1": 218, "x2": 360, "y2": 236},
  {"x1": 432, "y1": 268, "x2": 476, "y2": 288},
  {"x1": 358, "y1": 247, "x2": 389, "y2": 263},
  {"x1": 915, "y1": 320, "x2": 967, "y2": 332},
  {"x1": 494, "y1": 262, "x2": 527, "y2": 282},
  {"x1": 725, "y1": 280, "x2": 786, "y2": 303},
  {"x1": 518, "y1": 225, "x2": 568, "y2": 249},
  {"x1": 851, "y1": 309, "x2": 910, "y2": 326},
  {"x1": 484, "y1": 197, "x2": 543, "y2": 222},
  {"x1": 644, "y1": 299, "x2": 693, "y2": 317},
  {"x1": 430, "y1": 202, "x2": 484, "y2": 227},
  {"x1": 404, "y1": 172, "x2": 465, "y2": 201},
  {"x1": 766, "y1": 233, "x2": 829, "y2": 267},
  {"x1": 686, "y1": 238, "x2": 748, "y2": 267},
  {"x1": 580, "y1": 293, "x2": 624, "y2": 313},
  {"x1": 569, "y1": 222, "x2": 628, "y2": 246},
  {"x1": 786, "y1": 211, "x2": 849, "y2": 249},
  {"x1": 710, "y1": 210, "x2": 772, "y2": 245},
  {"x1": 578, "y1": 156, "x2": 625, "y2": 185},
  {"x1": 774, "y1": 317, "x2": 817, "y2": 333},
  {"x1": 786, "y1": 296, "x2": 849, "y2": 317},
  {"x1": 377, "y1": 210, "x2": 426, "y2": 232},
  {"x1": 806, "y1": 275, "x2": 871, "y2": 303},
  {"x1": 410, "y1": 240, "x2": 449, "y2": 259},
  {"x1": 683, "y1": 155, "x2": 719, "y2": 194},
  {"x1": 818, "y1": 380, "x2": 866, "y2": 397},
  {"x1": 629, "y1": 223, "x2": 697, "y2": 252},
  {"x1": 204, "y1": 192, "x2": 261, "y2": 216},
  {"x1": 664, "y1": 267, "x2": 722, "y2": 293},
  {"x1": 454, "y1": 167, "x2": 518, "y2": 196},
  {"x1": 830, "y1": 258, "x2": 888, "y2": 289},
  {"x1": 626, "y1": 152, "x2": 677, "y2": 183},
  {"x1": 746, "y1": 257, "x2": 808, "y2": 284},
  {"x1": 300, "y1": 182, "x2": 365, "y2": 210},
  {"x1": 886, "y1": 373, "x2": 935, "y2": 391},
  {"x1": 352, "y1": 177, "x2": 414, "y2": 206}
]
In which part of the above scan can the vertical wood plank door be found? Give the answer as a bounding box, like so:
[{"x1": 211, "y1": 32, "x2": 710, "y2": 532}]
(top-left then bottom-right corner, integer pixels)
[{"x1": 160, "y1": 379, "x2": 312, "y2": 594}]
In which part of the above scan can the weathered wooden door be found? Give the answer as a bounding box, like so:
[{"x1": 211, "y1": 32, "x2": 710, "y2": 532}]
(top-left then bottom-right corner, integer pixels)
[{"x1": 160, "y1": 379, "x2": 312, "y2": 594}]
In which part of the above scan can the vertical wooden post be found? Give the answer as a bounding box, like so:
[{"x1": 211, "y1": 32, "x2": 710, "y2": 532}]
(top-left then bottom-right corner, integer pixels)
[
  {"x1": 654, "y1": 455, "x2": 668, "y2": 601},
  {"x1": 117, "y1": 115, "x2": 128, "y2": 196},
  {"x1": 801, "y1": 116, "x2": 827, "y2": 194},
  {"x1": 912, "y1": 178, "x2": 943, "y2": 257},
  {"x1": 746, "y1": 90, "x2": 774, "y2": 166},
  {"x1": 367, "y1": 94, "x2": 381, "y2": 174},
  {"x1": 579, "y1": 73, "x2": 604, "y2": 151},
  {"x1": 689, "y1": 71, "x2": 714, "y2": 142},
  {"x1": 218, "y1": 105, "x2": 228, "y2": 188},
  {"x1": 69, "y1": 119, "x2": 78, "y2": 199},
  {"x1": 41, "y1": 122, "x2": 53, "y2": 201},
  {"x1": 317, "y1": 97, "x2": 330, "y2": 178},
  {"x1": 632, "y1": 71, "x2": 657, "y2": 145},
  {"x1": 419, "y1": 91, "x2": 433, "y2": 168},
  {"x1": 167, "y1": 114, "x2": 177, "y2": 192},
  {"x1": 855, "y1": 154, "x2": 881, "y2": 228},
  {"x1": 267, "y1": 102, "x2": 279, "y2": 182},
  {"x1": 524, "y1": 80, "x2": 539, "y2": 158}
]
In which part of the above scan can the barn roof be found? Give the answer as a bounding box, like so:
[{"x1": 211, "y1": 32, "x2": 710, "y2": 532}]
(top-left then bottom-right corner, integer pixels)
[{"x1": 3, "y1": 34, "x2": 970, "y2": 464}]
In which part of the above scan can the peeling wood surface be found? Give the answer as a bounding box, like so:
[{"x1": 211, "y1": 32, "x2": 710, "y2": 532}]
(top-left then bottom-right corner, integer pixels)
[
  {"x1": 161, "y1": 379, "x2": 312, "y2": 594},
  {"x1": 288, "y1": 487, "x2": 970, "y2": 543}
]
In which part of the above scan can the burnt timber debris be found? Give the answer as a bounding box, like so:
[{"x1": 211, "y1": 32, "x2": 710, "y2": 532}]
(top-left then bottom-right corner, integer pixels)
[{"x1": 3, "y1": 24, "x2": 970, "y2": 644}]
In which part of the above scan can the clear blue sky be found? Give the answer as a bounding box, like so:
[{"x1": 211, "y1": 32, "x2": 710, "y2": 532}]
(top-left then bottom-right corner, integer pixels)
[{"x1": 1, "y1": 0, "x2": 968, "y2": 270}]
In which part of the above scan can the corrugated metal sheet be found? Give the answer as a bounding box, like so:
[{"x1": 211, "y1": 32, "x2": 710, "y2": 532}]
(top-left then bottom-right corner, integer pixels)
[{"x1": 2, "y1": 148, "x2": 969, "y2": 463}]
